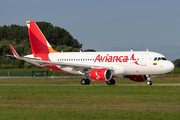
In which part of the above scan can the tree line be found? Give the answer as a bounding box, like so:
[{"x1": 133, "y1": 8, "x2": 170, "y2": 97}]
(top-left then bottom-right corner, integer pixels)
[
  {"x1": 0, "y1": 21, "x2": 94, "y2": 69},
  {"x1": 172, "y1": 59, "x2": 180, "y2": 68}
]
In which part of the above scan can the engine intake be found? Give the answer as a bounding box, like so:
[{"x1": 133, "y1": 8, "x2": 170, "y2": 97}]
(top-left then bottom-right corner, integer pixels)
[{"x1": 90, "y1": 68, "x2": 112, "y2": 82}]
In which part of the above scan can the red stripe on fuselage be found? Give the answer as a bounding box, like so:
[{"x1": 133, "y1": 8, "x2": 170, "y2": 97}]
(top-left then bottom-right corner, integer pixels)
[{"x1": 44, "y1": 65, "x2": 73, "y2": 74}]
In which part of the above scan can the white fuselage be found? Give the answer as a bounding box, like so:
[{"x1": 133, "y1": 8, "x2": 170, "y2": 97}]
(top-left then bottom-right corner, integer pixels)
[{"x1": 34, "y1": 51, "x2": 174, "y2": 76}]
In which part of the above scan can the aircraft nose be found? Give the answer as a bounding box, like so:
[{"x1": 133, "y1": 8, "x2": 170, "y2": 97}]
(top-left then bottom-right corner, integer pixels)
[{"x1": 166, "y1": 61, "x2": 175, "y2": 72}]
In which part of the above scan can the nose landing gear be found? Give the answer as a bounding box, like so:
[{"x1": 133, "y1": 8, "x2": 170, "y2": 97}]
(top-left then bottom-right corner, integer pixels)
[
  {"x1": 146, "y1": 75, "x2": 153, "y2": 85},
  {"x1": 147, "y1": 81, "x2": 153, "y2": 85}
]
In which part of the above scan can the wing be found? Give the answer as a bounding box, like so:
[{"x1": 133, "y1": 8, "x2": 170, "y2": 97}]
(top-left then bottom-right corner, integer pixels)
[
  {"x1": 27, "y1": 58, "x2": 113, "y2": 71},
  {"x1": 8, "y1": 44, "x2": 114, "y2": 73},
  {"x1": 8, "y1": 54, "x2": 113, "y2": 72}
]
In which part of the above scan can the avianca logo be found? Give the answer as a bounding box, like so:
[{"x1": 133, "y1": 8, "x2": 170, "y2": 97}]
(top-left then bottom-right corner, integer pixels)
[
  {"x1": 94, "y1": 54, "x2": 140, "y2": 65},
  {"x1": 131, "y1": 54, "x2": 140, "y2": 65},
  {"x1": 95, "y1": 72, "x2": 100, "y2": 80}
]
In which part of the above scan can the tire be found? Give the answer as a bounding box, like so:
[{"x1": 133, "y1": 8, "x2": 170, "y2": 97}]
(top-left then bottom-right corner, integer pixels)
[
  {"x1": 81, "y1": 79, "x2": 86, "y2": 85},
  {"x1": 86, "y1": 79, "x2": 90, "y2": 85},
  {"x1": 111, "y1": 79, "x2": 116, "y2": 85},
  {"x1": 106, "y1": 80, "x2": 111, "y2": 85},
  {"x1": 147, "y1": 81, "x2": 153, "y2": 85},
  {"x1": 106, "y1": 79, "x2": 116, "y2": 85}
]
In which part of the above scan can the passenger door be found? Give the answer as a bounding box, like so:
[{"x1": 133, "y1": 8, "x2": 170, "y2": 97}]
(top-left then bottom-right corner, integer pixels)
[{"x1": 141, "y1": 54, "x2": 148, "y2": 66}]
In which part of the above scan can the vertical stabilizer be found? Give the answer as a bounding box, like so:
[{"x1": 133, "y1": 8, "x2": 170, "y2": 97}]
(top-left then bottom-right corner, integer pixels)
[{"x1": 26, "y1": 21, "x2": 57, "y2": 54}]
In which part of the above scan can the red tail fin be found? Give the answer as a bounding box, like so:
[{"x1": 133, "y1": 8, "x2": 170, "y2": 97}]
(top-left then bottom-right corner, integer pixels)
[{"x1": 26, "y1": 21, "x2": 57, "y2": 54}]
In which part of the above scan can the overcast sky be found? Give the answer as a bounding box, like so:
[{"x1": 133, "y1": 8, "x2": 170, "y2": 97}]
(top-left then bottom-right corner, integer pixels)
[{"x1": 1, "y1": 0, "x2": 180, "y2": 61}]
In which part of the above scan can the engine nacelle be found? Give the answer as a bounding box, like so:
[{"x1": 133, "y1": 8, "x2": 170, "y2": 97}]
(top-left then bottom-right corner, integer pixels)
[
  {"x1": 127, "y1": 75, "x2": 148, "y2": 82},
  {"x1": 89, "y1": 68, "x2": 112, "y2": 82}
]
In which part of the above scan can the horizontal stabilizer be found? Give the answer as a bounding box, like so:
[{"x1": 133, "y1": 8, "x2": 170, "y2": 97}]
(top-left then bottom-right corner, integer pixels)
[{"x1": 9, "y1": 44, "x2": 19, "y2": 58}]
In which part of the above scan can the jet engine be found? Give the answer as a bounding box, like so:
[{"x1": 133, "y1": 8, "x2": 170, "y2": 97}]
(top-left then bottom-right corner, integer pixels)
[
  {"x1": 89, "y1": 68, "x2": 112, "y2": 82},
  {"x1": 126, "y1": 75, "x2": 149, "y2": 82}
]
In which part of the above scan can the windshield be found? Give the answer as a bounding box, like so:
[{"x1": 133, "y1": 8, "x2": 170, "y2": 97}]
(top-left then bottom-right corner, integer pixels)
[{"x1": 154, "y1": 57, "x2": 167, "y2": 61}]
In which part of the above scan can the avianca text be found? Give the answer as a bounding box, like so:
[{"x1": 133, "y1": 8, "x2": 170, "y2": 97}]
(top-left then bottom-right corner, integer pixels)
[{"x1": 94, "y1": 54, "x2": 128, "y2": 63}]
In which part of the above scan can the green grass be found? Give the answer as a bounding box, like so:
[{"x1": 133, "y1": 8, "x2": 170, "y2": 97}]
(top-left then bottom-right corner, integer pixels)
[
  {"x1": 0, "y1": 68, "x2": 78, "y2": 76},
  {"x1": 0, "y1": 67, "x2": 180, "y2": 77},
  {"x1": 168, "y1": 67, "x2": 180, "y2": 74},
  {"x1": 0, "y1": 76, "x2": 180, "y2": 119}
]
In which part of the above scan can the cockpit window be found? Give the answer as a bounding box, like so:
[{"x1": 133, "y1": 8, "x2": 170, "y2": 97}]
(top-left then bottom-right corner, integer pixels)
[
  {"x1": 154, "y1": 57, "x2": 167, "y2": 61},
  {"x1": 162, "y1": 57, "x2": 167, "y2": 60}
]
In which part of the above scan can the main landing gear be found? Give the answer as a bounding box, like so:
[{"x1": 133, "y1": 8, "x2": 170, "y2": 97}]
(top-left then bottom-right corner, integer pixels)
[
  {"x1": 146, "y1": 75, "x2": 153, "y2": 85},
  {"x1": 80, "y1": 78, "x2": 116, "y2": 85},
  {"x1": 81, "y1": 79, "x2": 90, "y2": 85},
  {"x1": 106, "y1": 79, "x2": 116, "y2": 85}
]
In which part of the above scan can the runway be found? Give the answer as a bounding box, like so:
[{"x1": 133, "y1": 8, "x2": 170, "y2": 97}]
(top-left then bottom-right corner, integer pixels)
[{"x1": 0, "y1": 83, "x2": 179, "y2": 86}]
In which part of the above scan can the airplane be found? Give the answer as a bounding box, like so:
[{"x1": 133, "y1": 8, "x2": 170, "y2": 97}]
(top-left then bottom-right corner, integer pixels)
[{"x1": 8, "y1": 21, "x2": 174, "y2": 85}]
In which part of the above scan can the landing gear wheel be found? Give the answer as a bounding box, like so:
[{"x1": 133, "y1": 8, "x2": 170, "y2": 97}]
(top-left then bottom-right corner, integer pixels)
[
  {"x1": 106, "y1": 80, "x2": 111, "y2": 85},
  {"x1": 81, "y1": 79, "x2": 90, "y2": 85},
  {"x1": 147, "y1": 81, "x2": 153, "y2": 85},
  {"x1": 106, "y1": 79, "x2": 116, "y2": 85},
  {"x1": 86, "y1": 79, "x2": 90, "y2": 85},
  {"x1": 111, "y1": 79, "x2": 116, "y2": 85},
  {"x1": 81, "y1": 79, "x2": 86, "y2": 85}
]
